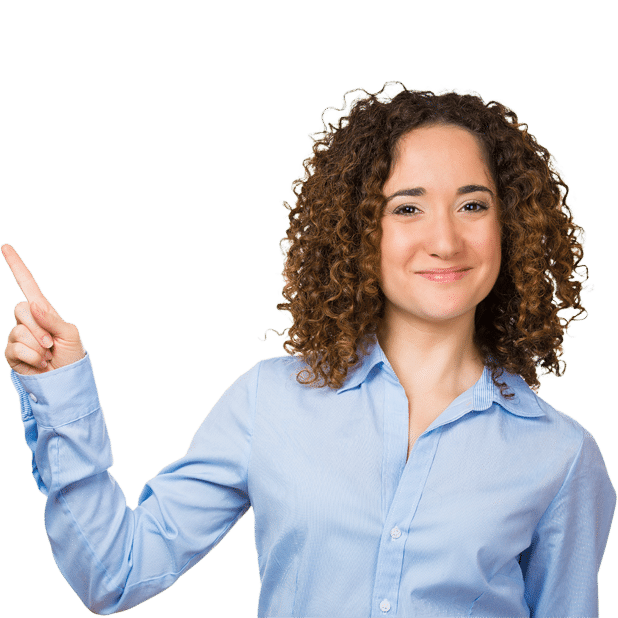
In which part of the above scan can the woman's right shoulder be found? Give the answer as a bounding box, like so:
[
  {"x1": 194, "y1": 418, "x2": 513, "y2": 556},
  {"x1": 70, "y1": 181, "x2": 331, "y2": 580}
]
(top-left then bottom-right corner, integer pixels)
[
  {"x1": 255, "y1": 354, "x2": 308, "y2": 385},
  {"x1": 225, "y1": 354, "x2": 307, "y2": 395}
]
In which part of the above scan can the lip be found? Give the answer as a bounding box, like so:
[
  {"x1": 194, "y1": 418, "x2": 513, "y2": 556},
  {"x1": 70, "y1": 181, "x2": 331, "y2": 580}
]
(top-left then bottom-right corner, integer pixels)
[
  {"x1": 415, "y1": 267, "x2": 471, "y2": 274},
  {"x1": 416, "y1": 267, "x2": 472, "y2": 283}
]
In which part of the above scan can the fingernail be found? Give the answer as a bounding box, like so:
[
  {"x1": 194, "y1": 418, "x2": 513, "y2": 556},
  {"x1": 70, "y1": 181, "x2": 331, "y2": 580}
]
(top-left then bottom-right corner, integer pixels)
[
  {"x1": 45, "y1": 351, "x2": 53, "y2": 361},
  {"x1": 41, "y1": 335, "x2": 52, "y2": 348},
  {"x1": 40, "y1": 361, "x2": 48, "y2": 369}
]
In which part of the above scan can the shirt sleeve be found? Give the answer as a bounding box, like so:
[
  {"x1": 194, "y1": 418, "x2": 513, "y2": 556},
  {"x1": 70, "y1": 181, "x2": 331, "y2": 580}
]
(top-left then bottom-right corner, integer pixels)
[
  {"x1": 519, "y1": 428, "x2": 616, "y2": 618},
  {"x1": 10, "y1": 352, "x2": 260, "y2": 615}
]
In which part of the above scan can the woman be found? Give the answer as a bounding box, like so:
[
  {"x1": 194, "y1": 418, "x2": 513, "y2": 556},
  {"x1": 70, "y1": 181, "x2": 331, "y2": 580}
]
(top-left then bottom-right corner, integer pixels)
[{"x1": 4, "y1": 85, "x2": 615, "y2": 617}]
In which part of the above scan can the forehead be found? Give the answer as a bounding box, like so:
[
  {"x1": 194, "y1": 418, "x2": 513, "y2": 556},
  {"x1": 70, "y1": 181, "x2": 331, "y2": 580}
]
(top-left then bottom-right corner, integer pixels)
[{"x1": 389, "y1": 124, "x2": 494, "y2": 188}]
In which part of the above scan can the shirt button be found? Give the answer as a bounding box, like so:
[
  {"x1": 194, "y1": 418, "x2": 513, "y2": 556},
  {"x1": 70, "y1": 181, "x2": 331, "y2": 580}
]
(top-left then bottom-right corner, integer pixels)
[
  {"x1": 29, "y1": 393, "x2": 38, "y2": 403},
  {"x1": 380, "y1": 599, "x2": 391, "y2": 612},
  {"x1": 390, "y1": 526, "x2": 401, "y2": 539}
]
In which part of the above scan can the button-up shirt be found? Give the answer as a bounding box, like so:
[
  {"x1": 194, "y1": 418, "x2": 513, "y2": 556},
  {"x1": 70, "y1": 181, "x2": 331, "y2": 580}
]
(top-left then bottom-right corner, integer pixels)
[{"x1": 11, "y1": 338, "x2": 616, "y2": 617}]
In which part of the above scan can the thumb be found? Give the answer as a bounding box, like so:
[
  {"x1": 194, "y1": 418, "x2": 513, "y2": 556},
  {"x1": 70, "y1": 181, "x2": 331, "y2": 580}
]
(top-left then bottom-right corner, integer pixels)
[{"x1": 30, "y1": 301, "x2": 68, "y2": 337}]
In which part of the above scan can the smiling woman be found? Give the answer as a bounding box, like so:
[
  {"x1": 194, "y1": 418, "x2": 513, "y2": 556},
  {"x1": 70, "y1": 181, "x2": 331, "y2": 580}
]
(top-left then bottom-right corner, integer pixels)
[
  {"x1": 279, "y1": 88, "x2": 590, "y2": 400},
  {"x1": 4, "y1": 83, "x2": 616, "y2": 618}
]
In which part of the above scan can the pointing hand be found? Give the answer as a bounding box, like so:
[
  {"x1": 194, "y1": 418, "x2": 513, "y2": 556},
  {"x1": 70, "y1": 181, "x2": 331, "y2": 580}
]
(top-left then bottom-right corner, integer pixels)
[{"x1": 3, "y1": 244, "x2": 86, "y2": 375}]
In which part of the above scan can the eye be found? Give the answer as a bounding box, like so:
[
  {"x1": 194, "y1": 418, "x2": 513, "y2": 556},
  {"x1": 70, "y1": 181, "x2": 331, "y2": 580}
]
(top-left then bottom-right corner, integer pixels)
[
  {"x1": 393, "y1": 205, "x2": 421, "y2": 216},
  {"x1": 460, "y1": 201, "x2": 489, "y2": 213}
]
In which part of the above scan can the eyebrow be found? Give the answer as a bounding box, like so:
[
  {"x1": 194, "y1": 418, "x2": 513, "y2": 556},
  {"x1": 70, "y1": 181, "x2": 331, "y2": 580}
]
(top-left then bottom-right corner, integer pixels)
[{"x1": 386, "y1": 184, "x2": 494, "y2": 201}]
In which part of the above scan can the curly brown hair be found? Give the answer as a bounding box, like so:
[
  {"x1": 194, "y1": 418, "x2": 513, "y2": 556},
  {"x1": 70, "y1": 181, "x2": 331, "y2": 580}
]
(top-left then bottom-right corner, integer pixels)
[{"x1": 276, "y1": 83, "x2": 587, "y2": 397}]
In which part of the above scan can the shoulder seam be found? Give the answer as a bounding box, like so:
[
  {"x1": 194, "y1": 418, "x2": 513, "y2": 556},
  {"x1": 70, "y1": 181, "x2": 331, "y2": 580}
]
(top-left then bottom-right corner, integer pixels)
[{"x1": 537, "y1": 428, "x2": 586, "y2": 523}]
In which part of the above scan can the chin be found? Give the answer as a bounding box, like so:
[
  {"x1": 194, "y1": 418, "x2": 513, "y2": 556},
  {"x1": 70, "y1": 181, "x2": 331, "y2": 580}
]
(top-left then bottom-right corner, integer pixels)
[{"x1": 416, "y1": 302, "x2": 478, "y2": 323}]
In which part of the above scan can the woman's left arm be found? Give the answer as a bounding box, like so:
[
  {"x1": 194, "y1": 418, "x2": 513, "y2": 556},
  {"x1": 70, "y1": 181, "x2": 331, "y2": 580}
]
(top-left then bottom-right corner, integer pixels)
[{"x1": 520, "y1": 430, "x2": 616, "y2": 617}]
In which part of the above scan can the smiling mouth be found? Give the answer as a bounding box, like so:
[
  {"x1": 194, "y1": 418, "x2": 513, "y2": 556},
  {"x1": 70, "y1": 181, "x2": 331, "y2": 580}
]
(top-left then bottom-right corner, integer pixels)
[
  {"x1": 417, "y1": 268, "x2": 472, "y2": 283},
  {"x1": 416, "y1": 267, "x2": 471, "y2": 274}
]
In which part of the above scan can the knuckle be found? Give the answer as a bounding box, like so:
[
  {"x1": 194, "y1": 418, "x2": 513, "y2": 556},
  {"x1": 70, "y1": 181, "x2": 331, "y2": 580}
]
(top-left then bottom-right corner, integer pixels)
[
  {"x1": 8, "y1": 324, "x2": 24, "y2": 343},
  {"x1": 9, "y1": 326, "x2": 22, "y2": 343},
  {"x1": 14, "y1": 301, "x2": 30, "y2": 319},
  {"x1": 7, "y1": 341, "x2": 21, "y2": 362}
]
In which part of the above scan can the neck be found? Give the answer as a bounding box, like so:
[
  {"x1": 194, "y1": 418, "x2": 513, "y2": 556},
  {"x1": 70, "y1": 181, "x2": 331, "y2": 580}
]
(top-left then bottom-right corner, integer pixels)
[{"x1": 376, "y1": 305, "x2": 484, "y2": 398}]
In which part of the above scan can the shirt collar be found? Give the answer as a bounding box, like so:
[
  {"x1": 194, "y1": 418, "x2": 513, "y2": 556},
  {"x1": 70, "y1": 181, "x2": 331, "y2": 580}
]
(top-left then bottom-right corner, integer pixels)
[
  {"x1": 336, "y1": 335, "x2": 386, "y2": 394},
  {"x1": 336, "y1": 336, "x2": 545, "y2": 419}
]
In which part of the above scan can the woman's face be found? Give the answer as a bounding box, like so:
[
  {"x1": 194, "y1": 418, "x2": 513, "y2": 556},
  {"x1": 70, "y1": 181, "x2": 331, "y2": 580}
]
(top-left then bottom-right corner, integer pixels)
[{"x1": 379, "y1": 123, "x2": 502, "y2": 328}]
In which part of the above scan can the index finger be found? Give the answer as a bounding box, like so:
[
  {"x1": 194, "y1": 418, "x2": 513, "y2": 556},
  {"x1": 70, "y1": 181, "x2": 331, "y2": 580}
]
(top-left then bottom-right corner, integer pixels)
[{"x1": 1, "y1": 244, "x2": 50, "y2": 305}]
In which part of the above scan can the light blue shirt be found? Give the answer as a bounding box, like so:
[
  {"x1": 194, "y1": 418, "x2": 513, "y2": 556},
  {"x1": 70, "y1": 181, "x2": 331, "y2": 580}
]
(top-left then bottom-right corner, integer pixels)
[{"x1": 11, "y1": 338, "x2": 616, "y2": 617}]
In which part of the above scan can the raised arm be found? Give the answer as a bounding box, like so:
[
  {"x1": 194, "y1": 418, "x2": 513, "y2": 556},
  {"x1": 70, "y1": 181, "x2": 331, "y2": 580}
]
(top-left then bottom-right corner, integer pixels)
[{"x1": 3, "y1": 245, "x2": 257, "y2": 614}]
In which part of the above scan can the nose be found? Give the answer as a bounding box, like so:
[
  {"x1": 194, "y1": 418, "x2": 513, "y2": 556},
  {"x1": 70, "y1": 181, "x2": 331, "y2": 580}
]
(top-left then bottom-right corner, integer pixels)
[{"x1": 426, "y1": 212, "x2": 463, "y2": 259}]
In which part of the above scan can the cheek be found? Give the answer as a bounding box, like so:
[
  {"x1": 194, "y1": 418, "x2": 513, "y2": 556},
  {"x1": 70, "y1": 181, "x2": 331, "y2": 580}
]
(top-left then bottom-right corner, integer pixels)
[
  {"x1": 380, "y1": 225, "x2": 415, "y2": 264},
  {"x1": 472, "y1": 223, "x2": 502, "y2": 269}
]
